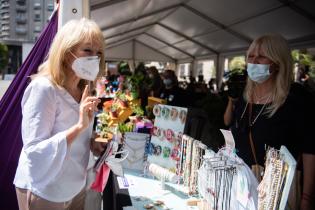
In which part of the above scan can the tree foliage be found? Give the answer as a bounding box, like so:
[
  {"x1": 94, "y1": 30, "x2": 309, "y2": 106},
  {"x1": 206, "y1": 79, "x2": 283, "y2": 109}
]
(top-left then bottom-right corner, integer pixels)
[
  {"x1": 229, "y1": 56, "x2": 245, "y2": 73},
  {"x1": 291, "y1": 49, "x2": 315, "y2": 79},
  {"x1": 0, "y1": 43, "x2": 9, "y2": 71}
]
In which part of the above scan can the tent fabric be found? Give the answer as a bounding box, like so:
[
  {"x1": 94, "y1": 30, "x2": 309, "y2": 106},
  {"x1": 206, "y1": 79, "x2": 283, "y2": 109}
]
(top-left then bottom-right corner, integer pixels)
[
  {"x1": 90, "y1": 0, "x2": 315, "y2": 62},
  {"x1": 0, "y1": 10, "x2": 58, "y2": 210}
]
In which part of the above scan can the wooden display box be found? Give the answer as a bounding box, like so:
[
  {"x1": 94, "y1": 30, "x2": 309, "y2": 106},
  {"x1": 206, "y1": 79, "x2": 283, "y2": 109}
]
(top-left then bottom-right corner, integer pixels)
[{"x1": 148, "y1": 96, "x2": 166, "y2": 107}]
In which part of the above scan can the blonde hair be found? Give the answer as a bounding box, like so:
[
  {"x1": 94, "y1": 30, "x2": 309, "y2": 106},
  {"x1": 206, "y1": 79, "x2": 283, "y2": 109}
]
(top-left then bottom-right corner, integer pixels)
[
  {"x1": 244, "y1": 34, "x2": 293, "y2": 117},
  {"x1": 33, "y1": 18, "x2": 105, "y2": 88}
]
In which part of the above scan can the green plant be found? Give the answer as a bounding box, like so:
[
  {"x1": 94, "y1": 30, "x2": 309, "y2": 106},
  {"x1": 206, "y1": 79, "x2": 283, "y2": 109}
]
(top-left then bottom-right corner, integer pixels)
[
  {"x1": 118, "y1": 122, "x2": 134, "y2": 133},
  {"x1": 131, "y1": 104, "x2": 144, "y2": 117},
  {"x1": 96, "y1": 112, "x2": 113, "y2": 138},
  {"x1": 126, "y1": 73, "x2": 144, "y2": 91},
  {"x1": 0, "y1": 43, "x2": 8, "y2": 72},
  {"x1": 110, "y1": 103, "x2": 118, "y2": 112},
  {"x1": 291, "y1": 50, "x2": 315, "y2": 80}
]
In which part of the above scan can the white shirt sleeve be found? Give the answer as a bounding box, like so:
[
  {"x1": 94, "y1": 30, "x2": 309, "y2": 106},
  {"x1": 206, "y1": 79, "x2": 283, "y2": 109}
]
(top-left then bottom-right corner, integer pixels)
[{"x1": 21, "y1": 78, "x2": 68, "y2": 184}]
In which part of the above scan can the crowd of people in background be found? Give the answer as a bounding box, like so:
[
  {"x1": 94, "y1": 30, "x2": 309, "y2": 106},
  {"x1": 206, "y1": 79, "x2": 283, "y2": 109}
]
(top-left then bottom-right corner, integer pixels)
[{"x1": 102, "y1": 62, "x2": 227, "y2": 108}]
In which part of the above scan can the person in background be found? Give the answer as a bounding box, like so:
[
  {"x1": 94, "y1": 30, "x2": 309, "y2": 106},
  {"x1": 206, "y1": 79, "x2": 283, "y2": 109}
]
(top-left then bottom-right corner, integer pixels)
[
  {"x1": 208, "y1": 78, "x2": 217, "y2": 93},
  {"x1": 14, "y1": 18, "x2": 106, "y2": 210},
  {"x1": 159, "y1": 69, "x2": 187, "y2": 107},
  {"x1": 147, "y1": 66, "x2": 164, "y2": 97},
  {"x1": 224, "y1": 34, "x2": 315, "y2": 210},
  {"x1": 186, "y1": 75, "x2": 197, "y2": 92},
  {"x1": 297, "y1": 64, "x2": 310, "y2": 85},
  {"x1": 195, "y1": 74, "x2": 208, "y2": 94}
]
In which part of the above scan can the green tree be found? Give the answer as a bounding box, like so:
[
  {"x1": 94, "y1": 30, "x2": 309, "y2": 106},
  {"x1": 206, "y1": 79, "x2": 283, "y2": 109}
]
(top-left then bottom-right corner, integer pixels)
[
  {"x1": 291, "y1": 49, "x2": 315, "y2": 79},
  {"x1": 229, "y1": 56, "x2": 245, "y2": 73},
  {"x1": 0, "y1": 43, "x2": 9, "y2": 74}
]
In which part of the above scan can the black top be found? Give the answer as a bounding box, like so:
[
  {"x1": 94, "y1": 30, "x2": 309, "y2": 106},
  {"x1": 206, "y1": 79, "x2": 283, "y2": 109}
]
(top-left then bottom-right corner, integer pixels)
[
  {"x1": 231, "y1": 83, "x2": 315, "y2": 166},
  {"x1": 160, "y1": 86, "x2": 188, "y2": 107}
]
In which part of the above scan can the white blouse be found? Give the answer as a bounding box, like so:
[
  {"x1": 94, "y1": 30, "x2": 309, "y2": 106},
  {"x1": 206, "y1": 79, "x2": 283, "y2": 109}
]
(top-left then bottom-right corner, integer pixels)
[{"x1": 14, "y1": 76, "x2": 93, "y2": 202}]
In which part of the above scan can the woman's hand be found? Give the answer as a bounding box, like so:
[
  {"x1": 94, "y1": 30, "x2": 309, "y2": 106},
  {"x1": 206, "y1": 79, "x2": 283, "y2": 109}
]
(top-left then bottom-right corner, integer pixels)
[
  {"x1": 223, "y1": 96, "x2": 238, "y2": 126},
  {"x1": 77, "y1": 85, "x2": 100, "y2": 130},
  {"x1": 66, "y1": 86, "x2": 100, "y2": 145}
]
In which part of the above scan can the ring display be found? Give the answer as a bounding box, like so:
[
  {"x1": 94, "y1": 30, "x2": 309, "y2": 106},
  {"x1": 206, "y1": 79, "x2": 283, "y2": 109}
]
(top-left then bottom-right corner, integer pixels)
[
  {"x1": 161, "y1": 107, "x2": 170, "y2": 119},
  {"x1": 179, "y1": 110, "x2": 187, "y2": 124},
  {"x1": 148, "y1": 105, "x2": 188, "y2": 172},
  {"x1": 154, "y1": 145, "x2": 162, "y2": 156},
  {"x1": 170, "y1": 108, "x2": 178, "y2": 121},
  {"x1": 153, "y1": 105, "x2": 161, "y2": 117},
  {"x1": 163, "y1": 146, "x2": 171, "y2": 158}
]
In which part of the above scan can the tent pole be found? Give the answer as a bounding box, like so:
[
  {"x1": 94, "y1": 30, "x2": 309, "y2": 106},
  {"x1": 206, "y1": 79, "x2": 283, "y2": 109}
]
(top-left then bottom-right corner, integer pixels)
[
  {"x1": 216, "y1": 54, "x2": 225, "y2": 90},
  {"x1": 132, "y1": 39, "x2": 136, "y2": 71},
  {"x1": 58, "y1": 0, "x2": 89, "y2": 29}
]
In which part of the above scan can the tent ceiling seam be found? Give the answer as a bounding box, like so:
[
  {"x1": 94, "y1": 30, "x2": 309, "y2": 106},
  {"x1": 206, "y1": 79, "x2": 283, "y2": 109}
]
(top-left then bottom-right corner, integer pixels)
[
  {"x1": 227, "y1": 5, "x2": 284, "y2": 27},
  {"x1": 90, "y1": 0, "x2": 127, "y2": 11},
  {"x1": 135, "y1": 39, "x2": 177, "y2": 61},
  {"x1": 278, "y1": 0, "x2": 315, "y2": 24},
  {"x1": 158, "y1": 23, "x2": 218, "y2": 55},
  {"x1": 104, "y1": 22, "x2": 157, "y2": 40},
  {"x1": 101, "y1": 3, "x2": 183, "y2": 31},
  {"x1": 106, "y1": 32, "x2": 144, "y2": 48},
  {"x1": 144, "y1": 32, "x2": 194, "y2": 58},
  {"x1": 182, "y1": 4, "x2": 252, "y2": 43}
]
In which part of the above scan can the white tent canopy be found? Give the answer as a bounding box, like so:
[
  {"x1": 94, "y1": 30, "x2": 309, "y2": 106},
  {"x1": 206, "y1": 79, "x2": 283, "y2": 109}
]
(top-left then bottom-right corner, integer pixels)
[{"x1": 88, "y1": 0, "x2": 315, "y2": 63}]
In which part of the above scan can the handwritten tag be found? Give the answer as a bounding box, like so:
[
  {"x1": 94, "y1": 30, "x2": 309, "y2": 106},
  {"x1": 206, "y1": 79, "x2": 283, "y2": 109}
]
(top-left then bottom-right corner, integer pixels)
[{"x1": 220, "y1": 129, "x2": 235, "y2": 150}]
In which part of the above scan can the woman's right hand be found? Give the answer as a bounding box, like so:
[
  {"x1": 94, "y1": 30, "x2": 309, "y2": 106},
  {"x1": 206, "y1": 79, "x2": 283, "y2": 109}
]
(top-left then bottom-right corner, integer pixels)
[{"x1": 77, "y1": 85, "x2": 100, "y2": 130}]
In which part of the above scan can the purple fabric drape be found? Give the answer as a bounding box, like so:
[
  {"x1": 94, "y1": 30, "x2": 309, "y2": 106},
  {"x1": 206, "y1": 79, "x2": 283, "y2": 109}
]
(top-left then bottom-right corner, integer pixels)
[{"x1": 0, "y1": 10, "x2": 58, "y2": 210}]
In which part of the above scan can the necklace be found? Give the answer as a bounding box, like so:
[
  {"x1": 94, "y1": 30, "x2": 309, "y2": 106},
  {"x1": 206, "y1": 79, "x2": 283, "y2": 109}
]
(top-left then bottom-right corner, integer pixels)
[
  {"x1": 253, "y1": 90, "x2": 271, "y2": 104},
  {"x1": 240, "y1": 94, "x2": 271, "y2": 126}
]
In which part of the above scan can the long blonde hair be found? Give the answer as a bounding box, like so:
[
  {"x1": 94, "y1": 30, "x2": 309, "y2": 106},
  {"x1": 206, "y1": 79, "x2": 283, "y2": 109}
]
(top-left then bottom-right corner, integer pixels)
[
  {"x1": 244, "y1": 34, "x2": 293, "y2": 117},
  {"x1": 33, "y1": 18, "x2": 105, "y2": 88}
]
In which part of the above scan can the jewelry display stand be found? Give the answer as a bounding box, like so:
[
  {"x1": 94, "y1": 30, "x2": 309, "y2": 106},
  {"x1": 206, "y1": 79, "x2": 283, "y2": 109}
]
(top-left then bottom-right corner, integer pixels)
[
  {"x1": 121, "y1": 132, "x2": 151, "y2": 171},
  {"x1": 197, "y1": 147, "x2": 259, "y2": 210},
  {"x1": 278, "y1": 146, "x2": 297, "y2": 210},
  {"x1": 258, "y1": 146, "x2": 296, "y2": 210},
  {"x1": 147, "y1": 104, "x2": 187, "y2": 171}
]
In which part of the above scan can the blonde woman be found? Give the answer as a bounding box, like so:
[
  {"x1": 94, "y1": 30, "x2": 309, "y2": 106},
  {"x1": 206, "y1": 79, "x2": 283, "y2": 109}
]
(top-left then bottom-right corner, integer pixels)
[
  {"x1": 224, "y1": 34, "x2": 315, "y2": 210},
  {"x1": 14, "y1": 18, "x2": 106, "y2": 210}
]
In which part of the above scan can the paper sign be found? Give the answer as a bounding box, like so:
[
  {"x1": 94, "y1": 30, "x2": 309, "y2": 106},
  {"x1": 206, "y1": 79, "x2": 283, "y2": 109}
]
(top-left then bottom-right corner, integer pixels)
[
  {"x1": 220, "y1": 129, "x2": 235, "y2": 150},
  {"x1": 117, "y1": 176, "x2": 134, "y2": 189}
]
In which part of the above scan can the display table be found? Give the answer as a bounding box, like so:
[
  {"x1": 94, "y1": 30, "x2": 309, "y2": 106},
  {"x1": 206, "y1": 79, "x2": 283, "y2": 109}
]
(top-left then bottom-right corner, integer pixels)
[
  {"x1": 103, "y1": 171, "x2": 132, "y2": 210},
  {"x1": 103, "y1": 169, "x2": 199, "y2": 210}
]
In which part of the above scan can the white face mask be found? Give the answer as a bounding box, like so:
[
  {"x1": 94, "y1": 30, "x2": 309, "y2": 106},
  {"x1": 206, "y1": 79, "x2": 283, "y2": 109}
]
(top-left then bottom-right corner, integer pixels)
[
  {"x1": 247, "y1": 63, "x2": 270, "y2": 83},
  {"x1": 71, "y1": 55, "x2": 100, "y2": 81}
]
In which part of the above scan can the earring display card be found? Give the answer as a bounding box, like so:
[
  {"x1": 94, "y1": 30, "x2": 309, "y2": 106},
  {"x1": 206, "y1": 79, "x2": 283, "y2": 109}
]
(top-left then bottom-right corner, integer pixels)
[{"x1": 148, "y1": 104, "x2": 187, "y2": 172}]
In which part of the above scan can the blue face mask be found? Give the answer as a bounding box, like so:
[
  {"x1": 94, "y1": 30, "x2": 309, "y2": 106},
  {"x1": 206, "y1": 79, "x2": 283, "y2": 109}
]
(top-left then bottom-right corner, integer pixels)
[
  {"x1": 163, "y1": 79, "x2": 173, "y2": 86},
  {"x1": 247, "y1": 63, "x2": 270, "y2": 83}
]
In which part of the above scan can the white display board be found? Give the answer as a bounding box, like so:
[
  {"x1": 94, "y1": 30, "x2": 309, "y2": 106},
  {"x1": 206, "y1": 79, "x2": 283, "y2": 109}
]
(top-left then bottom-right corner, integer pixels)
[
  {"x1": 279, "y1": 146, "x2": 297, "y2": 210},
  {"x1": 147, "y1": 104, "x2": 187, "y2": 172}
]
